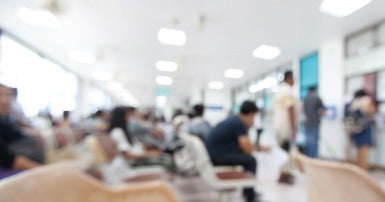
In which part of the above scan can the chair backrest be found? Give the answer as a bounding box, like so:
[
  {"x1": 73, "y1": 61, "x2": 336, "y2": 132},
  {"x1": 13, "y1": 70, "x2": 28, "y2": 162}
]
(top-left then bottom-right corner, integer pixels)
[
  {"x1": 0, "y1": 162, "x2": 179, "y2": 202},
  {"x1": 294, "y1": 152, "x2": 385, "y2": 202},
  {"x1": 179, "y1": 133, "x2": 217, "y2": 185}
]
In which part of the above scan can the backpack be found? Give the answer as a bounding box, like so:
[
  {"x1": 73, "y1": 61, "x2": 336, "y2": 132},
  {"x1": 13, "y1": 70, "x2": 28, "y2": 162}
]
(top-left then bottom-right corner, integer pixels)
[{"x1": 344, "y1": 106, "x2": 369, "y2": 135}]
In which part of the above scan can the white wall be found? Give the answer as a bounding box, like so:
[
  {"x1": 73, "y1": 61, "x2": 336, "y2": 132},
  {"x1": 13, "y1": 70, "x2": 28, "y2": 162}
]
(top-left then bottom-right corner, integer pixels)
[
  {"x1": 345, "y1": 45, "x2": 385, "y2": 76},
  {"x1": 345, "y1": 44, "x2": 385, "y2": 167},
  {"x1": 319, "y1": 39, "x2": 348, "y2": 160},
  {"x1": 204, "y1": 89, "x2": 231, "y2": 126}
]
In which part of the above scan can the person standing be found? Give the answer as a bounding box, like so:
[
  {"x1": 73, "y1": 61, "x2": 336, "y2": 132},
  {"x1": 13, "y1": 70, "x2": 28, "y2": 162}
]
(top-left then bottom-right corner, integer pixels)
[
  {"x1": 273, "y1": 70, "x2": 298, "y2": 185},
  {"x1": 303, "y1": 86, "x2": 325, "y2": 158},
  {"x1": 206, "y1": 100, "x2": 268, "y2": 202},
  {"x1": 347, "y1": 89, "x2": 375, "y2": 170}
]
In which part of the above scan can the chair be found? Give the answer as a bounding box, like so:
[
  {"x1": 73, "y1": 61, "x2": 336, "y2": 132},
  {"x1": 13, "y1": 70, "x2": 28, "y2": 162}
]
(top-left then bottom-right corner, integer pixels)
[
  {"x1": 0, "y1": 162, "x2": 179, "y2": 202},
  {"x1": 293, "y1": 152, "x2": 385, "y2": 202},
  {"x1": 84, "y1": 134, "x2": 167, "y2": 184},
  {"x1": 179, "y1": 133, "x2": 256, "y2": 202}
]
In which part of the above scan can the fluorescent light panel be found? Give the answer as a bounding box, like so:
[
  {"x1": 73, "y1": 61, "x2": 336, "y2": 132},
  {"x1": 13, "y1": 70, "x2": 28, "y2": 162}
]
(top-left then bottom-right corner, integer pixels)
[
  {"x1": 17, "y1": 6, "x2": 62, "y2": 29},
  {"x1": 224, "y1": 68, "x2": 244, "y2": 79},
  {"x1": 156, "y1": 60, "x2": 178, "y2": 72},
  {"x1": 248, "y1": 76, "x2": 278, "y2": 93},
  {"x1": 249, "y1": 82, "x2": 264, "y2": 93},
  {"x1": 208, "y1": 81, "x2": 224, "y2": 90},
  {"x1": 68, "y1": 51, "x2": 96, "y2": 64},
  {"x1": 157, "y1": 28, "x2": 187, "y2": 46},
  {"x1": 252, "y1": 44, "x2": 281, "y2": 60},
  {"x1": 320, "y1": 0, "x2": 372, "y2": 17},
  {"x1": 156, "y1": 76, "x2": 173, "y2": 85}
]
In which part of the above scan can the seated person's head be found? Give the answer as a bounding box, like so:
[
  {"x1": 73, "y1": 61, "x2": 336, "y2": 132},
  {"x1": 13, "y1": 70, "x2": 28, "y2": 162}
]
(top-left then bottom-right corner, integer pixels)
[{"x1": 239, "y1": 100, "x2": 259, "y2": 128}]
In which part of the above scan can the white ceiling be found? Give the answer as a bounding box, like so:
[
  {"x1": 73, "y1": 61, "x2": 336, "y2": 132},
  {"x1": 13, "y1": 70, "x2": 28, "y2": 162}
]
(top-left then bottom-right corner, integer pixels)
[{"x1": 1, "y1": 0, "x2": 385, "y2": 107}]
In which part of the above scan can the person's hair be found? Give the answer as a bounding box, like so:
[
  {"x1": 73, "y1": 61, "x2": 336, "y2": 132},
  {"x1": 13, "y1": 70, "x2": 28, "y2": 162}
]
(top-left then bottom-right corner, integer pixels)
[
  {"x1": 193, "y1": 104, "x2": 205, "y2": 117},
  {"x1": 108, "y1": 106, "x2": 133, "y2": 144},
  {"x1": 308, "y1": 86, "x2": 317, "y2": 92},
  {"x1": 284, "y1": 71, "x2": 293, "y2": 81},
  {"x1": 172, "y1": 109, "x2": 184, "y2": 119},
  {"x1": 240, "y1": 100, "x2": 259, "y2": 115},
  {"x1": 354, "y1": 89, "x2": 367, "y2": 99},
  {"x1": 63, "y1": 111, "x2": 70, "y2": 119}
]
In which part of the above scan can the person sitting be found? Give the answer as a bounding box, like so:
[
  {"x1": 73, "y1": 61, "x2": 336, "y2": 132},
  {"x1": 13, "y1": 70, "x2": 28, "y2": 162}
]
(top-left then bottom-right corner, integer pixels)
[
  {"x1": 187, "y1": 104, "x2": 212, "y2": 141},
  {"x1": 0, "y1": 83, "x2": 42, "y2": 178},
  {"x1": 206, "y1": 100, "x2": 269, "y2": 202},
  {"x1": 108, "y1": 106, "x2": 175, "y2": 172}
]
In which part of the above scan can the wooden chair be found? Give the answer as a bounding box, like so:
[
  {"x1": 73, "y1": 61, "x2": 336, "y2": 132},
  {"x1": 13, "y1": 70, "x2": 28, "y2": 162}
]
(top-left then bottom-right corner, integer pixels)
[
  {"x1": 293, "y1": 152, "x2": 385, "y2": 202},
  {"x1": 0, "y1": 161, "x2": 179, "y2": 202}
]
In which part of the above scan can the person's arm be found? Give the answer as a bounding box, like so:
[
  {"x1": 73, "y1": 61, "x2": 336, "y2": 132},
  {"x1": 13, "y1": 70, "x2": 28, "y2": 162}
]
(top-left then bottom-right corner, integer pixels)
[
  {"x1": 366, "y1": 97, "x2": 376, "y2": 115},
  {"x1": 0, "y1": 139, "x2": 40, "y2": 169},
  {"x1": 288, "y1": 105, "x2": 297, "y2": 139},
  {"x1": 122, "y1": 149, "x2": 161, "y2": 159},
  {"x1": 238, "y1": 135, "x2": 255, "y2": 154},
  {"x1": 317, "y1": 97, "x2": 326, "y2": 115},
  {"x1": 12, "y1": 155, "x2": 40, "y2": 170}
]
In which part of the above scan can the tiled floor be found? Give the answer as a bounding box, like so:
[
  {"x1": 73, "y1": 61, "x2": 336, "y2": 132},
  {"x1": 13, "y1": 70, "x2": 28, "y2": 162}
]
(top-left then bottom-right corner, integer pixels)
[
  {"x1": 172, "y1": 158, "x2": 385, "y2": 202},
  {"x1": 172, "y1": 171, "x2": 307, "y2": 202}
]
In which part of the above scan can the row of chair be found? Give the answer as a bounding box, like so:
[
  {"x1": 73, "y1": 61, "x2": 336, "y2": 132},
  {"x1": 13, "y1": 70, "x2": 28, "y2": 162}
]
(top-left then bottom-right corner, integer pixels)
[{"x1": 2, "y1": 131, "x2": 385, "y2": 202}]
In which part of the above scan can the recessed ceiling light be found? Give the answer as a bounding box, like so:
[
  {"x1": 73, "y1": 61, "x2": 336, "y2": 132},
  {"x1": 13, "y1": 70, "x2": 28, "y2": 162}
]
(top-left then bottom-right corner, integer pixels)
[
  {"x1": 262, "y1": 76, "x2": 278, "y2": 89},
  {"x1": 17, "y1": 6, "x2": 62, "y2": 29},
  {"x1": 92, "y1": 70, "x2": 113, "y2": 81},
  {"x1": 249, "y1": 82, "x2": 264, "y2": 93},
  {"x1": 224, "y1": 68, "x2": 244, "y2": 79},
  {"x1": 156, "y1": 76, "x2": 173, "y2": 85},
  {"x1": 208, "y1": 81, "x2": 224, "y2": 90},
  {"x1": 157, "y1": 28, "x2": 187, "y2": 46},
  {"x1": 68, "y1": 51, "x2": 96, "y2": 64},
  {"x1": 320, "y1": 0, "x2": 372, "y2": 17},
  {"x1": 252, "y1": 44, "x2": 281, "y2": 60},
  {"x1": 156, "y1": 60, "x2": 178, "y2": 72}
]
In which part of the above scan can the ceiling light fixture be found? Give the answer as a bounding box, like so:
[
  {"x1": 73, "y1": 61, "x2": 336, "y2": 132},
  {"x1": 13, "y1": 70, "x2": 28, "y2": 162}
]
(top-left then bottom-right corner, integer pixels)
[
  {"x1": 249, "y1": 82, "x2": 264, "y2": 93},
  {"x1": 252, "y1": 44, "x2": 281, "y2": 60},
  {"x1": 156, "y1": 76, "x2": 173, "y2": 85},
  {"x1": 68, "y1": 51, "x2": 97, "y2": 64},
  {"x1": 17, "y1": 6, "x2": 62, "y2": 29},
  {"x1": 156, "y1": 60, "x2": 178, "y2": 72},
  {"x1": 262, "y1": 76, "x2": 278, "y2": 89},
  {"x1": 320, "y1": 0, "x2": 372, "y2": 17},
  {"x1": 224, "y1": 68, "x2": 244, "y2": 79},
  {"x1": 157, "y1": 28, "x2": 187, "y2": 46},
  {"x1": 208, "y1": 81, "x2": 224, "y2": 90}
]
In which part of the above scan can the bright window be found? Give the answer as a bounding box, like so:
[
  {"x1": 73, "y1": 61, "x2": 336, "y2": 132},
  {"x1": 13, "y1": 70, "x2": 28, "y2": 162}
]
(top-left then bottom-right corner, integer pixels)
[{"x1": 0, "y1": 34, "x2": 78, "y2": 118}]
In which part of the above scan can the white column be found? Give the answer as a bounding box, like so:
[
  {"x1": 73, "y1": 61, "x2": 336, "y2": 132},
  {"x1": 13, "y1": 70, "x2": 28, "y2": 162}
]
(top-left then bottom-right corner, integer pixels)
[{"x1": 318, "y1": 39, "x2": 347, "y2": 159}]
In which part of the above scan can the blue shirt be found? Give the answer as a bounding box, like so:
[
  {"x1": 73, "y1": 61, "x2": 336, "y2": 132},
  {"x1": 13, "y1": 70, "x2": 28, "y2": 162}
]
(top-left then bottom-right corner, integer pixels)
[{"x1": 206, "y1": 116, "x2": 247, "y2": 158}]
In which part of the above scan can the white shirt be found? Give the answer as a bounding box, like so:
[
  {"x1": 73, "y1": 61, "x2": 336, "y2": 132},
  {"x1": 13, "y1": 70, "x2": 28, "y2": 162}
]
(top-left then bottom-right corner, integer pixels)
[
  {"x1": 110, "y1": 128, "x2": 144, "y2": 154},
  {"x1": 273, "y1": 82, "x2": 296, "y2": 139}
]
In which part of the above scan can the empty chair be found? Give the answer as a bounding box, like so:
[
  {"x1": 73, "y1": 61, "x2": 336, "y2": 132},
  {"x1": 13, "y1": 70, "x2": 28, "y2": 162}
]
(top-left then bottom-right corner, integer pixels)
[
  {"x1": 294, "y1": 152, "x2": 385, "y2": 202},
  {"x1": 179, "y1": 133, "x2": 256, "y2": 202}
]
